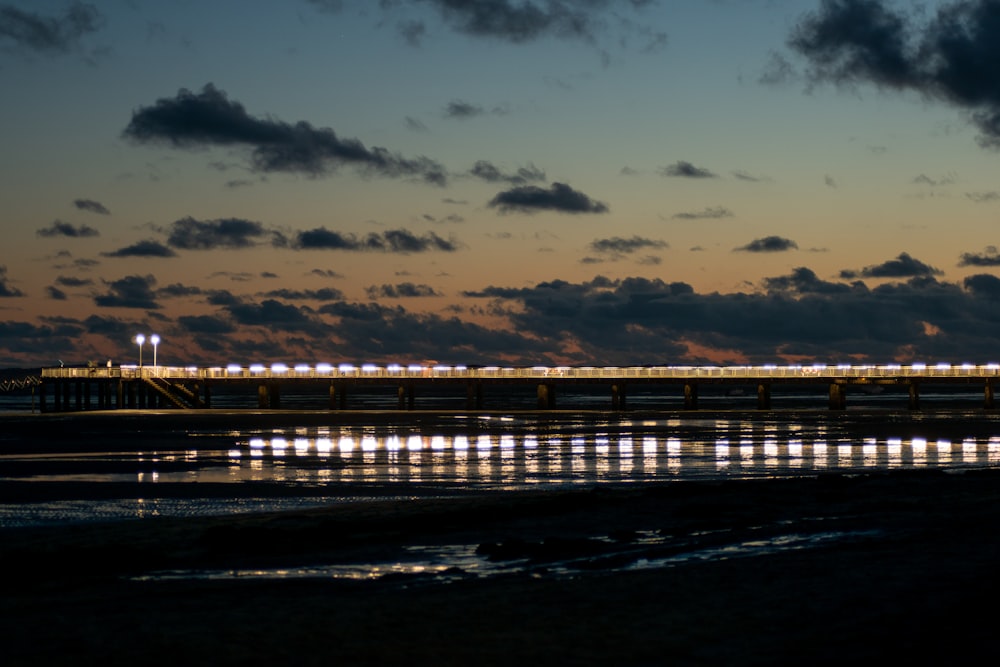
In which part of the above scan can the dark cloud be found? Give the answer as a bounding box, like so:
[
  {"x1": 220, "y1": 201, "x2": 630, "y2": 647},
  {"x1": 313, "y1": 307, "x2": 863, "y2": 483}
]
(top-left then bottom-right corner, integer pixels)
[
  {"x1": 444, "y1": 100, "x2": 485, "y2": 118},
  {"x1": 122, "y1": 84, "x2": 447, "y2": 185},
  {"x1": 46, "y1": 286, "x2": 67, "y2": 300},
  {"x1": 761, "y1": 267, "x2": 853, "y2": 295},
  {"x1": 841, "y1": 252, "x2": 943, "y2": 279},
  {"x1": 966, "y1": 191, "x2": 1000, "y2": 203},
  {"x1": 963, "y1": 273, "x2": 1000, "y2": 299},
  {"x1": 658, "y1": 161, "x2": 717, "y2": 178},
  {"x1": 157, "y1": 283, "x2": 203, "y2": 298},
  {"x1": 958, "y1": 245, "x2": 1000, "y2": 267},
  {"x1": 488, "y1": 182, "x2": 609, "y2": 214},
  {"x1": 461, "y1": 272, "x2": 1000, "y2": 364},
  {"x1": 102, "y1": 240, "x2": 178, "y2": 258},
  {"x1": 310, "y1": 268, "x2": 345, "y2": 279},
  {"x1": 365, "y1": 282, "x2": 442, "y2": 298},
  {"x1": 788, "y1": 0, "x2": 1000, "y2": 148},
  {"x1": 55, "y1": 275, "x2": 93, "y2": 287},
  {"x1": 387, "y1": 0, "x2": 646, "y2": 45},
  {"x1": 317, "y1": 299, "x2": 548, "y2": 363},
  {"x1": 259, "y1": 287, "x2": 346, "y2": 301},
  {"x1": 589, "y1": 236, "x2": 667, "y2": 254},
  {"x1": 293, "y1": 228, "x2": 460, "y2": 253},
  {"x1": 671, "y1": 206, "x2": 733, "y2": 220},
  {"x1": 223, "y1": 299, "x2": 324, "y2": 334},
  {"x1": 734, "y1": 236, "x2": 798, "y2": 252},
  {"x1": 468, "y1": 160, "x2": 546, "y2": 184},
  {"x1": 0, "y1": 2, "x2": 102, "y2": 55},
  {"x1": 166, "y1": 216, "x2": 275, "y2": 250},
  {"x1": 177, "y1": 314, "x2": 235, "y2": 335},
  {"x1": 36, "y1": 220, "x2": 99, "y2": 238},
  {"x1": 93, "y1": 275, "x2": 160, "y2": 309},
  {"x1": 0, "y1": 265, "x2": 24, "y2": 297},
  {"x1": 73, "y1": 198, "x2": 110, "y2": 215}
]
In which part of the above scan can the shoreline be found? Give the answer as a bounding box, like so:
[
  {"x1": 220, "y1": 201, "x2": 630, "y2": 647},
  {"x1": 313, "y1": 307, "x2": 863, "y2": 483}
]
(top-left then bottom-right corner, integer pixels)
[{"x1": 2, "y1": 468, "x2": 1000, "y2": 664}]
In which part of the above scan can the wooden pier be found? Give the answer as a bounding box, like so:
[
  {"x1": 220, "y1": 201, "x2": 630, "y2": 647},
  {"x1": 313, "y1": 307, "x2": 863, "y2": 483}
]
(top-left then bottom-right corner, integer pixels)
[{"x1": 36, "y1": 363, "x2": 1000, "y2": 412}]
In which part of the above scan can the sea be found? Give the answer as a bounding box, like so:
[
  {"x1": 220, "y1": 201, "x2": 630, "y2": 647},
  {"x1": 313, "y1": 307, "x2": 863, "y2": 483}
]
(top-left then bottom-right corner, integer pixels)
[{"x1": 3, "y1": 378, "x2": 1000, "y2": 531}]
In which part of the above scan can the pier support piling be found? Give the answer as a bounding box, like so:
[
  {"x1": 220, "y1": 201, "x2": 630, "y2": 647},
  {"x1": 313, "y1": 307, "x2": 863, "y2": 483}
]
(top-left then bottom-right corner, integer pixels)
[
  {"x1": 908, "y1": 382, "x2": 920, "y2": 410},
  {"x1": 756, "y1": 383, "x2": 771, "y2": 410},
  {"x1": 684, "y1": 382, "x2": 698, "y2": 410},
  {"x1": 829, "y1": 383, "x2": 846, "y2": 410},
  {"x1": 986, "y1": 381, "x2": 995, "y2": 410},
  {"x1": 611, "y1": 384, "x2": 627, "y2": 411},
  {"x1": 537, "y1": 383, "x2": 555, "y2": 409}
]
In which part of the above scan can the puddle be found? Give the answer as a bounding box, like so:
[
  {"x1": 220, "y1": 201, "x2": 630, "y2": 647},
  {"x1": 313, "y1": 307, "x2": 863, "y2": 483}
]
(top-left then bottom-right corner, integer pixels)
[{"x1": 132, "y1": 527, "x2": 881, "y2": 585}]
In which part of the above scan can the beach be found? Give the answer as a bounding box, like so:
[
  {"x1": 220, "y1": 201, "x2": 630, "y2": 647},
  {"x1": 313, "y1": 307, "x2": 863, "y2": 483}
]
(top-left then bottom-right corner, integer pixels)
[
  {"x1": 3, "y1": 408, "x2": 1000, "y2": 664},
  {"x1": 3, "y1": 464, "x2": 1000, "y2": 664}
]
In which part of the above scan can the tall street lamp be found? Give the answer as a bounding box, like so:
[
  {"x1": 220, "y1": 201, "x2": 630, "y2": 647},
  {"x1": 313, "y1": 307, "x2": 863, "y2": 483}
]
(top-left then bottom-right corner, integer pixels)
[
  {"x1": 150, "y1": 334, "x2": 160, "y2": 368},
  {"x1": 135, "y1": 333, "x2": 145, "y2": 368}
]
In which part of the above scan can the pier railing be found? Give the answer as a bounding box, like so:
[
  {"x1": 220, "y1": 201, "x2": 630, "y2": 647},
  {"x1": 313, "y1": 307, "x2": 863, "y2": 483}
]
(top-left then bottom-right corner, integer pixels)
[{"x1": 39, "y1": 362, "x2": 1000, "y2": 382}]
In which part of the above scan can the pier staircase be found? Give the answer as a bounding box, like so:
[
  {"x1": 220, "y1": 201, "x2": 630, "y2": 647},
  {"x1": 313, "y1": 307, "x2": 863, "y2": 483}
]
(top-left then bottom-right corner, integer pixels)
[
  {"x1": 0, "y1": 374, "x2": 41, "y2": 393},
  {"x1": 142, "y1": 377, "x2": 206, "y2": 409}
]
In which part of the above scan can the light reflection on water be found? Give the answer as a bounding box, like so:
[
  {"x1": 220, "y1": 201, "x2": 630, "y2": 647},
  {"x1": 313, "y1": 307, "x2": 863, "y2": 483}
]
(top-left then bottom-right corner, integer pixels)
[{"x1": 3, "y1": 415, "x2": 1000, "y2": 527}]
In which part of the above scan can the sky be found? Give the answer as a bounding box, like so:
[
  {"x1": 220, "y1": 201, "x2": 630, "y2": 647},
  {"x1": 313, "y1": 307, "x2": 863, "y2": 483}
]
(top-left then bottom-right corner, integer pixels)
[{"x1": 2, "y1": 0, "x2": 1000, "y2": 368}]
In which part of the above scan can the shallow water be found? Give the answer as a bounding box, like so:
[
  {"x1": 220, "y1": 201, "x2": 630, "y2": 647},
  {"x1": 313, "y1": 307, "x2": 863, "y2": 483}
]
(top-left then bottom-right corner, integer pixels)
[{"x1": 3, "y1": 411, "x2": 1000, "y2": 527}]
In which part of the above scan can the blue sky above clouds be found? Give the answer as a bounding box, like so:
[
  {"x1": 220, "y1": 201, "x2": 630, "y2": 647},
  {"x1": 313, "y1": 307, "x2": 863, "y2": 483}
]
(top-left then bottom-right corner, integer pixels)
[{"x1": 1, "y1": 0, "x2": 1000, "y2": 367}]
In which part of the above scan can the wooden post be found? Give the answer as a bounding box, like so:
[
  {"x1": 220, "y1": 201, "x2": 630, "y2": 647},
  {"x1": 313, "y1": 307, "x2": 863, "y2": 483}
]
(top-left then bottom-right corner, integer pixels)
[{"x1": 908, "y1": 382, "x2": 920, "y2": 410}]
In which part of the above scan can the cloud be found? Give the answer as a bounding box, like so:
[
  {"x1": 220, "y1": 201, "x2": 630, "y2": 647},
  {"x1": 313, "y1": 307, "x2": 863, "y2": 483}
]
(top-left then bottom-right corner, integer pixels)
[
  {"x1": 734, "y1": 236, "x2": 798, "y2": 252},
  {"x1": 36, "y1": 220, "x2": 99, "y2": 238},
  {"x1": 122, "y1": 84, "x2": 448, "y2": 185},
  {"x1": 177, "y1": 314, "x2": 235, "y2": 335},
  {"x1": 444, "y1": 100, "x2": 485, "y2": 118},
  {"x1": 93, "y1": 275, "x2": 160, "y2": 309},
  {"x1": 488, "y1": 182, "x2": 609, "y2": 214},
  {"x1": 157, "y1": 283, "x2": 203, "y2": 298},
  {"x1": 824, "y1": 175, "x2": 837, "y2": 188},
  {"x1": 671, "y1": 206, "x2": 733, "y2": 220},
  {"x1": 658, "y1": 161, "x2": 717, "y2": 178},
  {"x1": 468, "y1": 160, "x2": 546, "y2": 185},
  {"x1": 731, "y1": 170, "x2": 768, "y2": 182},
  {"x1": 0, "y1": 265, "x2": 24, "y2": 297},
  {"x1": 102, "y1": 240, "x2": 178, "y2": 258},
  {"x1": 259, "y1": 287, "x2": 346, "y2": 301},
  {"x1": 958, "y1": 245, "x2": 1000, "y2": 267},
  {"x1": 0, "y1": 2, "x2": 102, "y2": 55},
  {"x1": 404, "y1": 116, "x2": 428, "y2": 132},
  {"x1": 223, "y1": 299, "x2": 324, "y2": 334},
  {"x1": 761, "y1": 267, "x2": 853, "y2": 295},
  {"x1": 842, "y1": 252, "x2": 943, "y2": 279},
  {"x1": 788, "y1": 0, "x2": 1000, "y2": 148},
  {"x1": 365, "y1": 283, "x2": 443, "y2": 298},
  {"x1": 73, "y1": 198, "x2": 110, "y2": 215},
  {"x1": 45, "y1": 285, "x2": 67, "y2": 300},
  {"x1": 912, "y1": 173, "x2": 954, "y2": 187},
  {"x1": 323, "y1": 0, "x2": 659, "y2": 47},
  {"x1": 55, "y1": 275, "x2": 93, "y2": 287},
  {"x1": 589, "y1": 236, "x2": 667, "y2": 254},
  {"x1": 292, "y1": 228, "x2": 460, "y2": 252},
  {"x1": 166, "y1": 216, "x2": 275, "y2": 250},
  {"x1": 966, "y1": 191, "x2": 1000, "y2": 203}
]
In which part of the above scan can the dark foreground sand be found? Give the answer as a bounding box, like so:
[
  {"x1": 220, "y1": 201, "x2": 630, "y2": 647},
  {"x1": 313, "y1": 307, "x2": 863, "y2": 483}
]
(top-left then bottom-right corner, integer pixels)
[{"x1": 3, "y1": 465, "x2": 1000, "y2": 666}]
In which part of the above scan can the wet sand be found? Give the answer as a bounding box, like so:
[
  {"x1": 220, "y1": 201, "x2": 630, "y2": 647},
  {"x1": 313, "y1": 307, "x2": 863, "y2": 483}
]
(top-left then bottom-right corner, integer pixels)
[
  {"x1": 2, "y1": 467, "x2": 1000, "y2": 665},
  {"x1": 3, "y1": 409, "x2": 1000, "y2": 664}
]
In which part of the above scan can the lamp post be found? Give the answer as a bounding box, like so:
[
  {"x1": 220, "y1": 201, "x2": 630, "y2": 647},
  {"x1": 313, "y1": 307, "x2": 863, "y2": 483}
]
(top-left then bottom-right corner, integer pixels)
[
  {"x1": 135, "y1": 333, "x2": 145, "y2": 369},
  {"x1": 150, "y1": 334, "x2": 160, "y2": 369}
]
